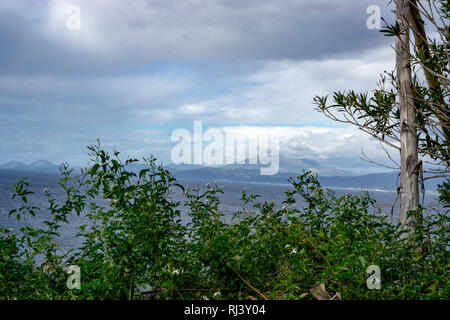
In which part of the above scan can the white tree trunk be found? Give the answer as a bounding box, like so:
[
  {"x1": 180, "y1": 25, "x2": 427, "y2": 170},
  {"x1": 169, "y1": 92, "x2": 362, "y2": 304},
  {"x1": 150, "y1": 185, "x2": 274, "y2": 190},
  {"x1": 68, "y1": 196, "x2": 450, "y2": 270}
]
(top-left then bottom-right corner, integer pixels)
[{"x1": 396, "y1": 0, "x2": 419, "y2": 236}]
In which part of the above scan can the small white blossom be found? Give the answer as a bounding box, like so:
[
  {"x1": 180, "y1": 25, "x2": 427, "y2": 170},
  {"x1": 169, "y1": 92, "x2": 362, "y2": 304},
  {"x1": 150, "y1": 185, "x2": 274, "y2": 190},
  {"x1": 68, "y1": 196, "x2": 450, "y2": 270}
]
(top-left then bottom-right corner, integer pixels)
[
  {"x1": 285, "y1": 244, "x2": 291, "y2": 248},
  {"x1": 172, "y1": 269, "x2": 180, "y2": 276},
  {"x1": 213, "y1": 292, "x2": 221, "y2": 298},
  {"x1": 291, "y1": 248, "x2": 297, "y2": 254}
]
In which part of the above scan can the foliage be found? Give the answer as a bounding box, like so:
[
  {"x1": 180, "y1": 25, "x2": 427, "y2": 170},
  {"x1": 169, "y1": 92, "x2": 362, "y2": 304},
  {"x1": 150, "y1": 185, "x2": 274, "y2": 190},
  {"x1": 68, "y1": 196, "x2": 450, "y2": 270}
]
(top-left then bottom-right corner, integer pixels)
[{"x1": 0, "y1": 145, "x2": 448, "y2": 300}]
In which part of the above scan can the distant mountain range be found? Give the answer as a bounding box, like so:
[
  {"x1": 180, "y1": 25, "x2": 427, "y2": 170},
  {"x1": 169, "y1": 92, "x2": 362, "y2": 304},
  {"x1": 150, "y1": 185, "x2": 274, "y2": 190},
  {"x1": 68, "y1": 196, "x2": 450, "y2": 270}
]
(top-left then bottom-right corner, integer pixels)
[
  {"x1": 221, "y1": 155, "x2": 355, "y2": 177},
  {"x1": 172, "y1": 166, "x2": 397, "y2": 189},
  {"x1": 122, "y1": 155, "x2": 354, "y2": 177},
  {"x1": 0, "y1": 157, "x2": 442, "y2": 191},
  {"x1": 0, "y1": 160, "x2": 59, "y2": 172}
]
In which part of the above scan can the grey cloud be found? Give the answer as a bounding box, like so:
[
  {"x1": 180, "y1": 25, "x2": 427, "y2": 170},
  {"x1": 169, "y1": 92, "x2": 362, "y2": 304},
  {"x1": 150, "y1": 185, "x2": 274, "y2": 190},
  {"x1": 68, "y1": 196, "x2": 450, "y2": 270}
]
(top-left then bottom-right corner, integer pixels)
[
  {"x1": 0, "y1": 0, "x2": 393, "y2": 76},
  {"x1": 0, "y1": 0, "x2": 400, "y2": 168}
]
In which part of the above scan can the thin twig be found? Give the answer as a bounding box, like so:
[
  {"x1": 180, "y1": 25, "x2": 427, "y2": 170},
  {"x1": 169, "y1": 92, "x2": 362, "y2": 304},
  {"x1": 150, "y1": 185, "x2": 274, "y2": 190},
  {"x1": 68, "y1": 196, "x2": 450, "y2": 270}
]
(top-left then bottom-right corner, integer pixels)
[{"x1": 228, "y1": 266, "x2": 269, "y2": 300}]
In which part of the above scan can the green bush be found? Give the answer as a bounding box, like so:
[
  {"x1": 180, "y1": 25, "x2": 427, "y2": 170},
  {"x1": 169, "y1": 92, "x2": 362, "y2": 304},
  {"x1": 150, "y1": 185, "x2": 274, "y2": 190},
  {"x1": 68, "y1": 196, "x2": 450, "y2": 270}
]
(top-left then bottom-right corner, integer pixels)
[{"x1": 0, "y1": 143, "x2": 448, "y2": 300}]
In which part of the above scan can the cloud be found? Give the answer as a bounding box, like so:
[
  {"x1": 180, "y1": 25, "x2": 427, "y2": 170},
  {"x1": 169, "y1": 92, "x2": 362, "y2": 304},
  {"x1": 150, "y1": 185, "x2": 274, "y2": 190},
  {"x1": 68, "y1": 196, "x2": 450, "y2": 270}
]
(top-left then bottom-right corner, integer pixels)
[
  {"x1": 160, "y1": 45, "x2": 395, "y2": 125},
  {"x1": 219, "y1": 125, "x2": 398, "y2": 165},
  {"x1": 0, "y1": 0, "x2": 399, "y2": 172},
  {"x1": 0, "y1": 0, "x2": 392, "y2": 75},
  {"x1": 0, "y1": 44, "x2": 395, "y2": 129}
]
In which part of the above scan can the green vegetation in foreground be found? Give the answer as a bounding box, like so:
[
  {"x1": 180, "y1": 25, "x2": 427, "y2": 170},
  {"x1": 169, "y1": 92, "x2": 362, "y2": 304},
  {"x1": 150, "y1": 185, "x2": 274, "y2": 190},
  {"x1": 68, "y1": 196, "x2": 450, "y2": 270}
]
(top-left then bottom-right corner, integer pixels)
[{"x1": 0, "y1": 143, "x2": 449, "y2": 300}]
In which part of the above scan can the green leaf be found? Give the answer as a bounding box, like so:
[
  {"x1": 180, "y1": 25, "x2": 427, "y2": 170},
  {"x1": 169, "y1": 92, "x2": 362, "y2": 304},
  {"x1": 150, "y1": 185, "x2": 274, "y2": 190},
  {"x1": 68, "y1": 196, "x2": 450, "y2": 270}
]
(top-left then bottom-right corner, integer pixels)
[{"x1": 358, "y1": 256, "x2": 366, "y2": 268}]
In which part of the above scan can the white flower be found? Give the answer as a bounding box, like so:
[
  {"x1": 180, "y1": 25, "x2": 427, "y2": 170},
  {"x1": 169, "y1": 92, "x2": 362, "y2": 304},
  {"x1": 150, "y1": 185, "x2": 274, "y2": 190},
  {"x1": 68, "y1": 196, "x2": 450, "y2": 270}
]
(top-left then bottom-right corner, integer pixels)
[
  {"x1": 213, "y1": 292, "x2": 221, "y2": 298},
  {"x1": 43, "y1": 188, "x2": 48, "y2": 193},
  {"x1": 285, "y1": 244, "x2": 291, "y2": 248},
  {"x1": 291, "y1": 248, "x2": 297, "y2": 254},
  {"x1": 202, "y1": 295, "x2": 209, "y2": 300},
  {"x1": 172, "y1": 269, "x2": 180, "y2": 276}
]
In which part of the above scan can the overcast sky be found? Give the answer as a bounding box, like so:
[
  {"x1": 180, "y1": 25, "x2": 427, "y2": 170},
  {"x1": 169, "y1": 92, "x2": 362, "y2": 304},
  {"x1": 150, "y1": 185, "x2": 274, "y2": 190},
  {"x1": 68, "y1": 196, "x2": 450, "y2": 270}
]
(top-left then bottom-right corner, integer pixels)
[{"x1": 0, "y1": 0, "x2": 399, "y2": 172}]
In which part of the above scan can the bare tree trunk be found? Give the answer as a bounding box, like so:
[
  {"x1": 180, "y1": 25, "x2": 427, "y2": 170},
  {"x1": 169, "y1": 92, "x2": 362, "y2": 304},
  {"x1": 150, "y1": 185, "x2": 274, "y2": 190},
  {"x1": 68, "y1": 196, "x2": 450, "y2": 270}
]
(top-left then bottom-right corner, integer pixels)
[
  {"x1": 409, "y1": 0, "x2": 449, "y2": 161},
  {"x1": 409, "y1": 0, "x2": 440, "y2": 90},
  {"x1": 396, "y1": 0, "x2": 420, "y2": 236}
]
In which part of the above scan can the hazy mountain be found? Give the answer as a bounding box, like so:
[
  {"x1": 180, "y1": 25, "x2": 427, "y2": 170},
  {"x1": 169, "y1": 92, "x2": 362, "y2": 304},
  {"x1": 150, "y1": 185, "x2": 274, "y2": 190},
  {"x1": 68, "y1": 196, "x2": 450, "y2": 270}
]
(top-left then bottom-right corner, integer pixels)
[
  {"x1": 29, "y1": 160, "x2": 59, "y2": 171},
  {"x1": 222, "y1": 155, "x2": 354, "y2": 177},
  {"x1": 0, "y1": 160, "x2": 58, "y2": 172},
  {"x1": 0, "y1": 160, "x2": 29, "y2": 170}
]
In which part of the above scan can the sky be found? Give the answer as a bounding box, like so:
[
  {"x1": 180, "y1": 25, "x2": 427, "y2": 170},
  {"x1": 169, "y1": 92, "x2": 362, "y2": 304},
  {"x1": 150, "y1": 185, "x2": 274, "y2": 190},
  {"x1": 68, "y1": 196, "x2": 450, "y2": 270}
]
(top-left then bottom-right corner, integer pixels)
[{"x1": 0, "y1": 0, "x2": 400, "y2": 173}]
